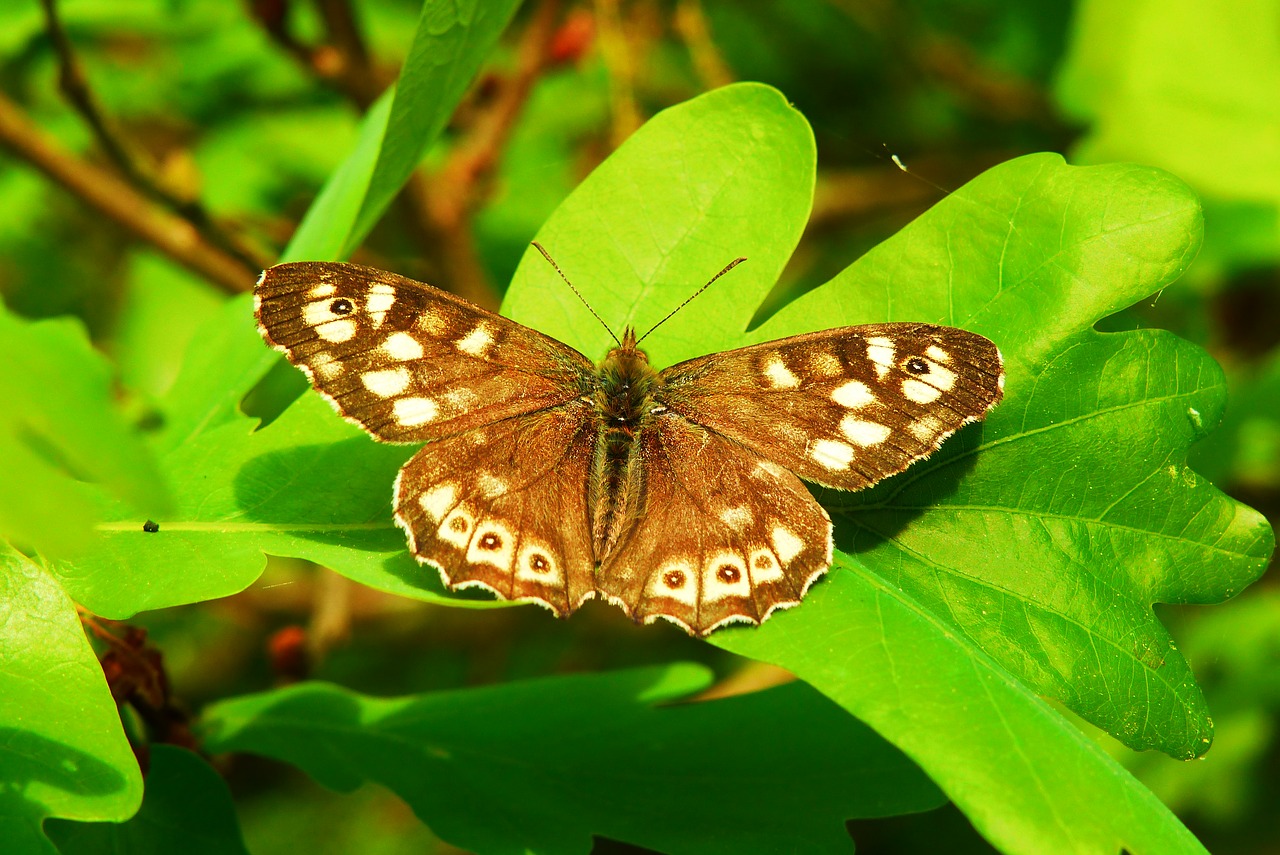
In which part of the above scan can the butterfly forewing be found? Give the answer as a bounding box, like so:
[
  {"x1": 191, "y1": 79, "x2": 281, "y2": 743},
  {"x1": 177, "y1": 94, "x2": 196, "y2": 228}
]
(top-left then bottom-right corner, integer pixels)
[
  {"x1": 596, "y1": 413, "x2": 832, "y2": 635},
  {"x1": 255, "y1": 262, "x2": 595, "y2": 442},
  {"x1": 393, "y1": 399, "x2": 598, "y2": 614},
  {"x1": 656, "y1": 323, "x2": 1004, "y2": 491}
]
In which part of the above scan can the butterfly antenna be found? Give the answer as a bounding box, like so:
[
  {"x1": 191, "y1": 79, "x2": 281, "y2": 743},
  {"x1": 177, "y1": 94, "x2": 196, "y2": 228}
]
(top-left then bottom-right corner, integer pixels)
[
  {"x1": 531, "y1": 241, "x2": 619, "y2": 346},
  {"x1": 636, "y1": 256, "x2": 746, "y2": 344}
]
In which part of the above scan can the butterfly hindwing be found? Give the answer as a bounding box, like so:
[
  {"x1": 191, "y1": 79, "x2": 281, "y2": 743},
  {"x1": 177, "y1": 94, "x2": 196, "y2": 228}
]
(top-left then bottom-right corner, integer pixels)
[
  {"x1": 255, "y1": 262, "x2": 595, "y2": 442},
  {"x1": 656, "y1": 323, "x2": 1004, "y2": 491},
  {"x1": 596, "y1": 413, "x2": 832, "y2": 635},
  {"x1": 393, "y1": 400, "x2": 598, "y2": 615}
]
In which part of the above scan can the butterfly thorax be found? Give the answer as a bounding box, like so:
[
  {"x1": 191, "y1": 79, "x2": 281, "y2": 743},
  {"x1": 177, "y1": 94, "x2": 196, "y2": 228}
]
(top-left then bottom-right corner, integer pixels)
[{"x1": 590, "y1": 326, "x2": 661, "y2": 560}]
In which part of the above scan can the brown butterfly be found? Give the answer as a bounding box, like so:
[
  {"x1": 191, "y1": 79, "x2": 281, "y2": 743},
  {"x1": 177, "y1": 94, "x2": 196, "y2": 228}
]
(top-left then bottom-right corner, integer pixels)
[{"x1": 254, "y1": 247, "x2": 1004, "y2": 635}]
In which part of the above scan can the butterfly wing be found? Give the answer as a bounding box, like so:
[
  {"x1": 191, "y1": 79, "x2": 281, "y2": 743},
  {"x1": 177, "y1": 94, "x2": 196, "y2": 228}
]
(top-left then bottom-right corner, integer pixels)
[
  {"x1": 255, "y1": 262, "x2": 595, "y2": 442},
  {"x1": 596, "y1": 412, "x2": 832, "y2": 635},
  {"x1": 393, "y1": 399, "x2": 598, "y2": 614},
  {"x1": 655, "y1": 323, "x2": 1004, "y2": 491}
]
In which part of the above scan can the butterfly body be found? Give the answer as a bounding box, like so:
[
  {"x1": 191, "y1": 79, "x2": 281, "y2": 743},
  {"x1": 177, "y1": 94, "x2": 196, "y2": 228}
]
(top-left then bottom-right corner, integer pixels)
[{"x1": 255, "y1": 260, "x2": 1004, "y2": 635}]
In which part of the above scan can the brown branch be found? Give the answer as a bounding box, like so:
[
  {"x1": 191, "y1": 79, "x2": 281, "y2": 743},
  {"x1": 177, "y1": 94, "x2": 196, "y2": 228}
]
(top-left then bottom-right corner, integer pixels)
[
  {"x1": 40, "y1": 0, "x2": 273, "y2": 272},
  {"x1": 594, "y1": 0, "x2": 642, "y2": 147},
  {"x1": 0, "y1": 91, "x2": 258, "y2": 292},
  {"x1": 674, "y1": 0, "x2": 734, "y2": 90}
]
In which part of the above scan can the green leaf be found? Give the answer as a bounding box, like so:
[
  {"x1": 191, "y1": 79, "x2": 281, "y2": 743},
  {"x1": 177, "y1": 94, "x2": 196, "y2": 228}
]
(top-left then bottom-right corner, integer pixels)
[
  {"x1": 348, "y1": 0, "x2": 524, "y2": 251},
  {"x1": 53, "y1": 392, "x2": 473, "y2": 618},
  {"x1": 45, "y1": 746, "x2": 250, "y2": 855},
  {"x1": 493, "y1": 84, "x2": 1270, "y2": 851},
  {"x1": 202, "y1": 664, "x2": 944, "y2": 854},
  {"x1": 1055, "y1": 0, "x2": 1280, "y2": 269},
  {"x1": 0, "y1": 543, "x2": 142, "y2": 855},
  {"x1": 0, "y1": 304, "x2": 169, "y2": 556}
]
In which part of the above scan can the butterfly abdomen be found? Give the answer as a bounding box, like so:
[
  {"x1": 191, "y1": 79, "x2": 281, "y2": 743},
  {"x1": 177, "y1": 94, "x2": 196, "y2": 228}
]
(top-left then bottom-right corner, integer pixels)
[{"x1": 588, "y1": 333, "x2": 660, "y2": 561}]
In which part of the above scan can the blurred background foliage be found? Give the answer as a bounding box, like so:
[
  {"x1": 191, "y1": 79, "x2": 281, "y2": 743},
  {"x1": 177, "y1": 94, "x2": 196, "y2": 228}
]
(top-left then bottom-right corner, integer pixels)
[{"x1": 1, "y1": 0, "x2": 1277, "y2": 852}]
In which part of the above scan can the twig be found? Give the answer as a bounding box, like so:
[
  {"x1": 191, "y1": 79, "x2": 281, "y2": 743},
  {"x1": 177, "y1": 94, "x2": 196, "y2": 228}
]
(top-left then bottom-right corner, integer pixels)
[
  {"x1": 594, "y1": 0, "x2": 642, "y2": 146},
  {"x1": 674, "y1": 0, "x2": 734, "y2": 89},
  {"x1": 39, "y1": 0, "x2": 273, "y2": 272},
  {"x1": 0, "y1": 92, "x2": 258, "y2": 292}
]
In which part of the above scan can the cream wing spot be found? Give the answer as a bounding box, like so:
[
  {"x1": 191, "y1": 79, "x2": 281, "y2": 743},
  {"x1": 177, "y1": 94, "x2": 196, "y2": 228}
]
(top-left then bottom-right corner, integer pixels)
[
  {"x1": 417, "y1": 309, "x2": 449, "y2": 335},
  {"x1": 310, "y1": 351, "x2": 343, "y2": 380},
  {"x1": 903, "y1": 377, "x2": 943, "y2": 404},
  {"x1": 458, "y1": 323, "x2": 495, "y2": 357},
  {"x1": 438, "y1": 505, "x2": 476, "y2": 550},
  {"x1": 703, "y1": 553, "x2": 750, "y2": 602},
  {"x1": 810, "y1": 438, "x2": 854, "y2": 470},
  {"x1": 866, "y1": 336, "x2": 895, "y2": 379},
  {"x1": 308, "y1": 283, "x2": 336, "y2": 299},
  {"x1": 649, "y1": 561, "x2": 697, "y2": 606},
  {"x1": 516, "y1": 542, "x2": 563, "y2": 585},
  {"x1": 749, "y1": 548, "x2": 784, "y2": 584},
  {"x1": 382, "y1": 332, "x2": 424, "y2": 361},
  {"x1": 418, "y1": 484, "x2": 457, "y2": 522},
  {"x1": 362, "y1": 367, "x2": 411, "y2": 397},
  {"x1": 477, "y1": 473, "x2": 507, "y2": 498},
  {"x1": 315, "y1": 318, "x2": 356, "y2": 343},
  {"x1": 840, "y1": 417, "x2": 892, "y2": 447},
  {"x1": 394, "y1": 397, "x2": 438, "y2": 426},
  {"x1": 771, "y1": 526, "x2": 804, "y2": 564},
  {"x1": 909, "y1": 415, "x2": 945, "y2": 441},
  {"x1": 466, "y1": 521, "x2": 515, "y2": 571},
  {"x1": 808, "y1": 351, "x2": 842, "y2": 377},
  {"x1": 719, "y1": 506, "x2": 752, "y2": 530},
  {"x1": 763, "y1": 357, "x2": 800, "y2": 389},
  {"x1": 753, "y1": 460, "x2": 785, "y2": 480},
  {"x1": 926, "y1": 345, "x2": 952, "y2": 362},
  {"x1": 832, "y1": 379, "x2": 875, "y2": 409}
]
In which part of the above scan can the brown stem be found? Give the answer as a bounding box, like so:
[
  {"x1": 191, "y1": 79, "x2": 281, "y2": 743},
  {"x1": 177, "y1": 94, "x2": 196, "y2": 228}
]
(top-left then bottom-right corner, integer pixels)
[
  {"x1": 0, "y1": 92, "x2": 257, "y2": 292},
  {"x1": 39, "y1": 0, "x2": 273, "y2": 272}
]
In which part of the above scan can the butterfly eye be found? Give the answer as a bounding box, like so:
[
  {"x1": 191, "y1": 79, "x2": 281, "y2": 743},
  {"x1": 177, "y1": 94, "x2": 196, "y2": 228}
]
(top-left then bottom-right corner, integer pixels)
[
  {"x1": 330, "y1": 298, "x2": 354, "y2": 315},
  {"x1": 906, "y1": 357, "x2": 930, "y2": 375}
]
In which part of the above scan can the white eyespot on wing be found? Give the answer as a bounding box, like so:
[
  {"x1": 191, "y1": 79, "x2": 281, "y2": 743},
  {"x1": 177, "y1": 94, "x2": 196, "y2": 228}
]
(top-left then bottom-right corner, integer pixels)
[
  {"x1": 866, "y1": 336, "x2": 895, "y2": 378},
  {"x1": 719, "y1": 506, "x2": 753, "y2": 530},
  {"x1": 809, "y1": 438, "x2": 854, "y2": 470},
  {"x1": 382, "y1": 332, "x2": 424, "y2": 361},
  {"x1": 703, "y1": 553, "x2": 750, "y2": 602},
  {"x1": 748, "y1": 548, "x2": 784, "y2": 583},
  {"x1": 308, "y1": 283, "x2": 336, "y2": 299},
  {"x1": 362, "y1": 367, "x2": 411, "y2": 398},
  {"x1": 315, "y1": 318, "x2": 357, "y2": 343},
  {"x1": 310, "y1": 351, "x2": 343, "y2": 380},
  {"x1": 394, "y1": 397, "x2": 438, "y2": 426},
  {"x1": 926, "y1": 345, "x2": 951, "y2": 362},
  {"x1": 832, "y1": 379, "x2": 875, "y2": 409},
  {"x1": 903, "y1": 378, "x2": 943, "y2": 404},
  {"x1": 763, "y1": 357, "x2": 800, "y2": 389},
  {"x1": 457, "y1": 323, "x2": 495, "y2": 357},
  {"x1": 771, "y1": 526, "x2": 804, "y2": 564},
  {"x1": 467, "y1": 521, "x2": 516, "y2": 571},
  {"x1": 648, "y1": 561, "x2": 698, "y2": 606},
  {"x1": 477, "y1": 473, "x2": 507, "y2": 498},
  {"x1": 438, "y1": 505, "x2": 477, "y2": 549},
  {"x1": 516, "y1": 541, "x2": 563, "y2": 585},
  {"x1": 909, "y1": 415, "x2": 944, "y2": 441},
  {"x1": 419, "y1": 483, "x2": 457, "y2": 522},
  {"x1": 840, "y1": 417, "x2": 892, "y2": 447}
]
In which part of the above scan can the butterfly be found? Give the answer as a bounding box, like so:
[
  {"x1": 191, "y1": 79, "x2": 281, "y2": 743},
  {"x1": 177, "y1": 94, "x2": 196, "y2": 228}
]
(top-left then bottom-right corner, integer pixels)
[{"x1": 254, "y1": 247, "x2": 1004, "y2": 635}]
